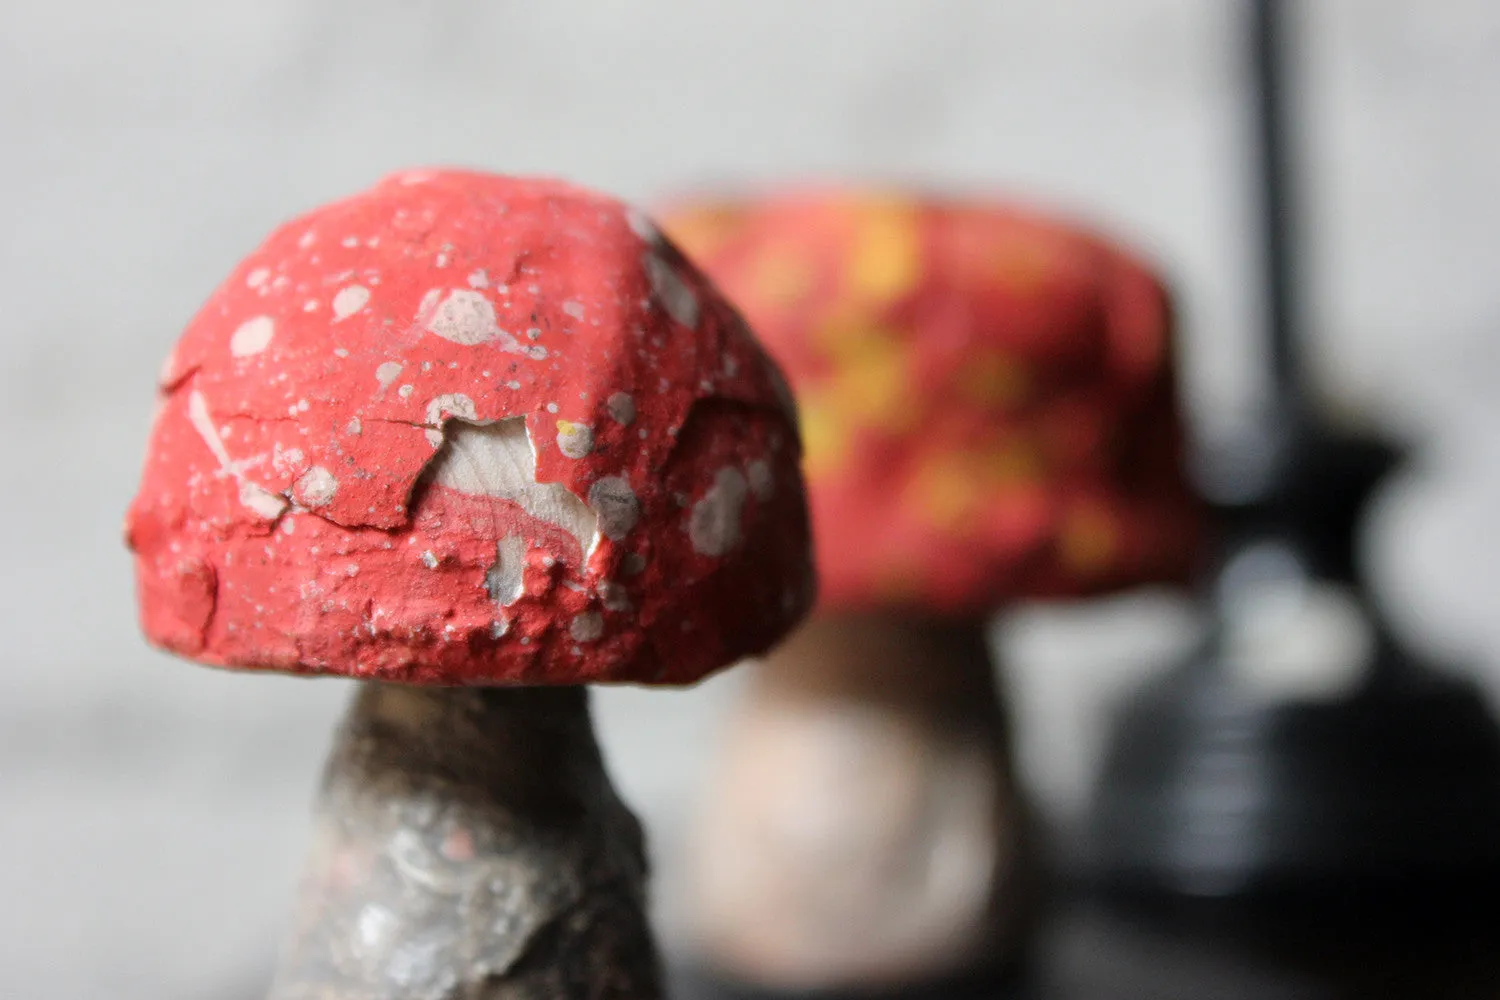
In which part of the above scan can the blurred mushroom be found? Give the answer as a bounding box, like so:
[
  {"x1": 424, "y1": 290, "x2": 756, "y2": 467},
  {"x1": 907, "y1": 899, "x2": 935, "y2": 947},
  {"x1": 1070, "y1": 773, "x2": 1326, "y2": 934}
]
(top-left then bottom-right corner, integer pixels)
[
  {"x1": 662, "y1": 190, "x2": 1201, "y2": 992},
  {"x1": 126, "y1": 171, "x2": 813, "y2": 1000}
]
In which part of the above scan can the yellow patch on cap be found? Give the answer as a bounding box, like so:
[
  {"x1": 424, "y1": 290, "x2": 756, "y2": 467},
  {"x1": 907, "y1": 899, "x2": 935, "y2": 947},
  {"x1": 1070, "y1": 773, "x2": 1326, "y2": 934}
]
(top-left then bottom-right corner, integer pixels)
[
  {"x1": 750, "y1": 249, "x2": 816, "y2": 308},
  {"x1": 848, "y1": 200, "x2": 922, "y2": 303},
  {"x1": 797, "y1": 393, "x2": 849, "y2": 480},
  {"x1": 955, "y1": 350, "x2": 1032, "y2": 409},
  {"x1": 982, "y1": 437, "x2": 1042, "y2": 487},
  {"x1": 815, "y1": 322, "x2": 917, "y2": 433},
  {"x1": 910, "y1": 452, "x2": 986, "y2": 531},
  {"x1": 1059, "y1": 501, "x2": 1117, "y2": 575},
  {"x1": 990, "y1": 233, "x2": 1067, "y2": 296},
  {"x1": 661, "y1": 205, "x2": 743, "y2": 260}
]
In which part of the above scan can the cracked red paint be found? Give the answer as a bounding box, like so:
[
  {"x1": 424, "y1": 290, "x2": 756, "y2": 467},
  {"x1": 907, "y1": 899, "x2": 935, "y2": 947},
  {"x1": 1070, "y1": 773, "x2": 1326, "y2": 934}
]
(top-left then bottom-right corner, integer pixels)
[{"x1": 127, "y1": 171, "x2": 813, "y2": 685}]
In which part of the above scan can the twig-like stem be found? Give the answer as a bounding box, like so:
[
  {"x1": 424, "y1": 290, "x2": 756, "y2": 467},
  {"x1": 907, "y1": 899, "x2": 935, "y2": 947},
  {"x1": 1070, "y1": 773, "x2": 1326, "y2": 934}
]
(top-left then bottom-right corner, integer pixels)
[{"x1": 267, "y1": 683, "x2": 661, "y2": 1000}]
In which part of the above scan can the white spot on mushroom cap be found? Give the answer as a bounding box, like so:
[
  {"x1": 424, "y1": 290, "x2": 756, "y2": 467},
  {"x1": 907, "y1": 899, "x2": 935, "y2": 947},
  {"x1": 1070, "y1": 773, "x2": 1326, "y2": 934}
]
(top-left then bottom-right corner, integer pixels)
[
  {"x1": 419, "y1": 288, "x2": 496, "y2": 345},
  {"x1": 230, "y1": 316, "x2": 275, "y2": 357},
  {"x1": 562, "y1": 300, "x2": 586, "y2": 320},
  {"x1": 467, "y1": 269, "x2": 489, "y2": 289},
  {"x1": 240, "y1": 482, "x2": 289, "y2": 520},
  {"x1": 606, "y1": 392, "x2": 636, "y2": 426},
  {"x1": 625, "y1": 205, "x2": 661, "y2": 243},
  {"x1": 417, "y1": 288, "x2": 547, "y2": 359},
  {"x1": 747, "y1": 459, "x2": 774, "y2": 500},
  {"x1": 186, "y1": 390, "x2": 236, "y2": 470},
  {"x1": 375, "y1": 361, "x2": 404, "y2": 387},
  {"x1": 272, "y1": 446, "x2": 306, "y2": 474},
  {"x1": 588, "y1": 477, "x2": 640, "y2": 542},
  {"x1": 398, "y1": 384, "x2": 415, "y2": 400},
  {"x1": 556, "y1": 421, "x2": 594, "y2": 459},
  {"x1": 570, "y1": 612, "x2": 604, "y2": 643},
  {"x1": 644, "y1": 253, "x2": 700, "y2": 329},
  {"x1": 186, "y1": 389, "x2": 289, "y2": 520},
  {"x1": 689, "y1": 467, "x2": 749, "y2": 557},
  {"x1": 246, "y1": 267, "x2": 271, "y2": 289},
  {"x1": 296, "y1": 466, "x2": 338, "y2": 507},
  {"x1": 598, "y1": 581, "x2": 632, "y2": 612},
  {"x1": 332, "y1": 285, "x2": 371, "y2": 322},
  {"x1": 429, "y1": 418, "x2": 600, "y2": 561}
]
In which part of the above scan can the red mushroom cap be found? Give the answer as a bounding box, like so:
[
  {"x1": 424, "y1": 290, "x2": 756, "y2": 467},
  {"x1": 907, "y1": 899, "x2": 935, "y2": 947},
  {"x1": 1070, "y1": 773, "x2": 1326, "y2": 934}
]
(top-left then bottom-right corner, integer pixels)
[
  {"x1": 661, "y1": 189, "x2": 1202, "y2": 616},
  {"x1": 127, "y1": 170, "x2": 813, "y2": 686}
]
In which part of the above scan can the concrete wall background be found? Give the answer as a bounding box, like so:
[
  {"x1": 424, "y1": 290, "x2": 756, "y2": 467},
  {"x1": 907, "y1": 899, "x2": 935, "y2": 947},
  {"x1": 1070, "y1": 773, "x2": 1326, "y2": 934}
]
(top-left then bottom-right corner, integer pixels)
[{"x1": 2, "y1": 2, "x2": 1498, "y2": 996}]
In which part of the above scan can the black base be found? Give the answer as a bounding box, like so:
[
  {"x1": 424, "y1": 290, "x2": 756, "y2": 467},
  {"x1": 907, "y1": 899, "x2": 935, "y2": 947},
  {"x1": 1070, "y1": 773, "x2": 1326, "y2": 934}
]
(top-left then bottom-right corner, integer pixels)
[{"x1": 1087, "y1": 646, "x2": 1500, "y2": 925}]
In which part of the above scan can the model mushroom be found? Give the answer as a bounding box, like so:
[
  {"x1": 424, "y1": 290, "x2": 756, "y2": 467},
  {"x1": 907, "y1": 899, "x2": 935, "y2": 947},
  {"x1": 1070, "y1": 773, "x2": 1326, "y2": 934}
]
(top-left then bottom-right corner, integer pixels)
[
  {"x1": 126, "y1": 170, "x2": 813, "y2": 1000},
  {"x1": 662, "y1": 190, "x2": 1201, "y2": 992}
]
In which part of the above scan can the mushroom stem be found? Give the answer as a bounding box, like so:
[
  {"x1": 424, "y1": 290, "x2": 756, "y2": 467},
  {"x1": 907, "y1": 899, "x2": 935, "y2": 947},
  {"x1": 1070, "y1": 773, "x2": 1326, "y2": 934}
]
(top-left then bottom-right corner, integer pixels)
[
  {"x1": 686, "y1": 614, "x2": 1037, "y2": 991},
  {"x1": 266, "y1": 683, "x2": 661, "y2": 1000}
]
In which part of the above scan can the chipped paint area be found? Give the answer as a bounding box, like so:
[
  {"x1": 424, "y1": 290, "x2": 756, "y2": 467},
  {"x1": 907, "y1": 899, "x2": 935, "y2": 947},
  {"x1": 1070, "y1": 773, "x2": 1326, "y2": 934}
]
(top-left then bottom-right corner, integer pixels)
[
  {"x1": 485, "y1": 534, "x2": 529, "y2": 608},
  {"x1": 126, "y1": 170, "x2": 813, "y2": 686},
  {"x1": 429, "y1": 419, "x2": 598, "y2": 560}
]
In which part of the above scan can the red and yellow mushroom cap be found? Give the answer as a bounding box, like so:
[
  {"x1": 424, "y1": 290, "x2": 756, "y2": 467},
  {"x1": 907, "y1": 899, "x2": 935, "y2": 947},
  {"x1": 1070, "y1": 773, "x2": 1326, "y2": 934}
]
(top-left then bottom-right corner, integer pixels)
[
  {"x1": 662, "y1": 189, "x2": 1201, "y2": 616},
  {"x1": 126, "y1": 171, "x2": 813, "y2": 686}
]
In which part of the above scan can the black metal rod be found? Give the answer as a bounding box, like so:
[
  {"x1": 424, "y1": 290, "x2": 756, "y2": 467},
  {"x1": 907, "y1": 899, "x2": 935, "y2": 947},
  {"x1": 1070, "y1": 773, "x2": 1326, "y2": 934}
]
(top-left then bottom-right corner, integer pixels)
[{"x1": 1250, "y1": 0, "x2": 1305, "y2": 420}]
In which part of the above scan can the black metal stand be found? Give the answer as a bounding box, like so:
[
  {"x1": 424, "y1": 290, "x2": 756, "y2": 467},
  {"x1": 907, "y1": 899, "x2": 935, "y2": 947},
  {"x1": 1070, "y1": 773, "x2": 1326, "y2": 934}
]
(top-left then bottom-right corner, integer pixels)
[{"x1": 1085, "y1": 0, "x2": 1500, "y2": 930}]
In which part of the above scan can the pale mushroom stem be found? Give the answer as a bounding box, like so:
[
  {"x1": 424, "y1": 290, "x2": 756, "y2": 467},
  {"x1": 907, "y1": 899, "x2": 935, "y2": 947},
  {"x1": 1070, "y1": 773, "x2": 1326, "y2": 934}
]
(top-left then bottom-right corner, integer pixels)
[
  {"x1": 266, "y1": 683, "x2": 661, "y2": 1000},
  {"x1": 687, "y1": 614, "x2": 1036, "y2": 991}
]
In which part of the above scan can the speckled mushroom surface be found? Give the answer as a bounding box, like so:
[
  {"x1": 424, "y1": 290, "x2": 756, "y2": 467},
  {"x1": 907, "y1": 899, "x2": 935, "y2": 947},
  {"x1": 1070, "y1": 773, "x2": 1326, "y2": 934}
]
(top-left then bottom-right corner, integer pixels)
[
  {"x1": 663, "y1": 190, "x2": 1201, "y2": 615},
  {"x1": 127, "y1": 170, "x2": 811, "y2": 686}
]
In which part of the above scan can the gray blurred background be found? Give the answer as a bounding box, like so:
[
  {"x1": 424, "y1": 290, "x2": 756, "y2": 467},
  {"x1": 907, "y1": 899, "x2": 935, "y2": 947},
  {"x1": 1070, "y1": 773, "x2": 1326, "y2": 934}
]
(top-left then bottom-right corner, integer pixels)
[{"x1": 3, "y1": 2, "x2": 1499, "y2": 997}]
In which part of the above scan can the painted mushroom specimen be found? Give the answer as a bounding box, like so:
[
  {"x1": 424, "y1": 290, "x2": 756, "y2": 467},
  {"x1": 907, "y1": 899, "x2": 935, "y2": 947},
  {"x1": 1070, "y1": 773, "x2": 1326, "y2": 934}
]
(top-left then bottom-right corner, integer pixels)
[
  {"x1": 662, "y1": 191, "x2": 1202, "y2": 991},
  {"x1": 126, "y1": 170, "x2": 813, "y2": 1000}
]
